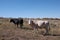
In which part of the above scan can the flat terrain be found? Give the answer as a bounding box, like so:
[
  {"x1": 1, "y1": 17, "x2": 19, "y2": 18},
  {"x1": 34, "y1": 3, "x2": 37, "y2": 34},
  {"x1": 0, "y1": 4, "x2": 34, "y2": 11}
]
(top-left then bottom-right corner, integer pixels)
[{"x1": 0, "y1": 18, "x2": 60, "y2": 40}]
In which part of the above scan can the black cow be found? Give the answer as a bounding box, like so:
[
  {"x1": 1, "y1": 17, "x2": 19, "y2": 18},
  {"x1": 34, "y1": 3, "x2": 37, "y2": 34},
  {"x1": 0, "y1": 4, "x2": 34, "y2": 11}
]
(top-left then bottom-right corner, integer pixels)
[{"x1": 10, "y1": 18, "x2": 23, "y2": 28}]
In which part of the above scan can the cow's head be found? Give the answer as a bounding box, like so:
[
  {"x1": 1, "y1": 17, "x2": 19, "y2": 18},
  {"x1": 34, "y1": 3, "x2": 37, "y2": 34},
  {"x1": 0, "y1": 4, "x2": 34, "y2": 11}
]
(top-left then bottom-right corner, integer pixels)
[
  {"x1": 10, "y1": 19, "x2": 14, "y2": 22},
  {"x1": 28, "y1": 20, "x2": 33, "y2": 25}
]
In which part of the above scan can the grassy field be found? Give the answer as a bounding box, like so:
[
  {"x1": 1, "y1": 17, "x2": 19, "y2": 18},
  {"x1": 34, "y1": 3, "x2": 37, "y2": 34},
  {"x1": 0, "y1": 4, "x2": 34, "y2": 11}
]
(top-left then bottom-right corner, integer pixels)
[{"x1": 0, "y1": 18, "x2": 60, "y2": 40}]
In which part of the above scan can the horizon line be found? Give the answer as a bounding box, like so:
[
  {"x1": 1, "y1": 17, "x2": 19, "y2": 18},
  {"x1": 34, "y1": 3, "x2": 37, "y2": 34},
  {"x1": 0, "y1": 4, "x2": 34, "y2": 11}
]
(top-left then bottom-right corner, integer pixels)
[{"x1": 0, "y1": 16, "x2": 60, "y2": 19}]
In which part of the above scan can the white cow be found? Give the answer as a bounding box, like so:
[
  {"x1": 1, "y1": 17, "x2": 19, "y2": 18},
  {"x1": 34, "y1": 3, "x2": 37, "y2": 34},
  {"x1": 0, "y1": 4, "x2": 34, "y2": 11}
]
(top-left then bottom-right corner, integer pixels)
[{"x1": 28, "y1": 19, "x2": 50, "y2": 34}]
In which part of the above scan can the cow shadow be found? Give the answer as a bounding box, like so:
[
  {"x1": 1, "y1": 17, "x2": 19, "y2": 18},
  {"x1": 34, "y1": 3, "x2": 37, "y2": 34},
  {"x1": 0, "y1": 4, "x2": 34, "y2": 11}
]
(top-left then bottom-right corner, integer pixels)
[{"x1": 43, "y1": 33, "x2": 60, "y2": 36}]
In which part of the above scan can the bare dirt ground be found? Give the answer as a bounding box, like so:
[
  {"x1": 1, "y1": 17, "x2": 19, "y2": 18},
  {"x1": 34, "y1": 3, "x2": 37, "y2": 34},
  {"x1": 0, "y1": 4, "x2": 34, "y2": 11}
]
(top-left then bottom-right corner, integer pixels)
[{"x1": 0, "y1": 18, "x2": 60, "y2": 40}]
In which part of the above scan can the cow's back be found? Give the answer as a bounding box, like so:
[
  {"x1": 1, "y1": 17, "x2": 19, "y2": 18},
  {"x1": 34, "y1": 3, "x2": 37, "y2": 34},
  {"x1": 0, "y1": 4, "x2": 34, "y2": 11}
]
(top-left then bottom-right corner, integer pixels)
[{"x1": 33, "y1": 20, "x2": 49, "y2": 26}]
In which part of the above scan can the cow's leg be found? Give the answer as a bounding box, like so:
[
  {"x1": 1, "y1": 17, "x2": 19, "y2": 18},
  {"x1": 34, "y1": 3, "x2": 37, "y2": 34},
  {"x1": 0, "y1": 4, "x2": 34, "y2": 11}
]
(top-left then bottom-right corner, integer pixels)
[
  {"x1": 48, "y1": 25, "x2": 50, "y2": 31},
  {"x1": 31, "y1": 26, "x2": 34, "y2": 30},
  {"x1": 34, "y1": 24, "x2": 38, "y2": 31},
  {"x1": 45, "y1": 25, "x2": 50, "y2": 35},
  {"x1": 30, "y1": 24, "x2": 33, "y2": 30},
  {"x1": 46, "y1": 23, "x2": 50, "y2": 34},
  {"x1": 20, "y1": 24, "x2": 23, "y2": 28},
  {"x1": 15, "y1": 24, "x2": 18, "y2": 28},
  {"x1": 17, "y1": 24, "x2": 18, "y2": 28},
  {"x1": 46, "y1": 27, "x2": 48, "y2": 34}
]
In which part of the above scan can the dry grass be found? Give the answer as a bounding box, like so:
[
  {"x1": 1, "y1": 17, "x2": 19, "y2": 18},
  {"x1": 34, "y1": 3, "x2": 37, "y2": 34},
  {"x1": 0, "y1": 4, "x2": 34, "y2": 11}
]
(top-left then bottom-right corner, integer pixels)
[{"x1": 0, "y1": 18, "x2": 60, "y2": 40}]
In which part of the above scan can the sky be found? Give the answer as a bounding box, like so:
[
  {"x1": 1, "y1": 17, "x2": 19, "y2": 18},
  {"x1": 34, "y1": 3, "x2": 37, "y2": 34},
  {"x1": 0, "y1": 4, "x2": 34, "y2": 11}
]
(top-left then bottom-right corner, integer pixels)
[{"x1": 0, "y1": 0, "x2": 60, "y2": 18}]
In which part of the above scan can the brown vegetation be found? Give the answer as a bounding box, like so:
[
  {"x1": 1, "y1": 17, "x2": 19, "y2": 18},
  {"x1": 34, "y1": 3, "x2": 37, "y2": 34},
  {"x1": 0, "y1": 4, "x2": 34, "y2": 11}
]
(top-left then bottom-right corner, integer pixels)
[{"x1": 0, "y1": 17, "x2": 60, "y2": 40}]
